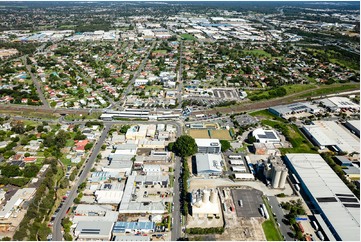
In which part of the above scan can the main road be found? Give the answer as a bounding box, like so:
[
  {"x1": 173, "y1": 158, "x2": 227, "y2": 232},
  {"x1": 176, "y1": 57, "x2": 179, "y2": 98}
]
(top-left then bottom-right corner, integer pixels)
[
  {"x1": 51, "y1": 120, "x2": 182, "y2": 240},
  {"x1": 52, "y1": 124, "x2": 111, "y2": 241},
  {"x1": 176, "y1": 41, "x2": 183, "y2": 109},
  {"x1": 171, "y1": 123, "x2": 183, "y2": 241},
  {"x1": 118, "y1": 41, "x2": 157, "y2": 108},
  {"x1": 22, "y1": 56, "x2": 49, "y2": 109}
]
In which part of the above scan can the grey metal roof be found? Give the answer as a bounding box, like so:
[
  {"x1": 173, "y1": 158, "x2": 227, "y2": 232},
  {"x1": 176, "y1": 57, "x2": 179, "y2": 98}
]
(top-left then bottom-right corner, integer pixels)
[
  {"x1": 195, "y1": 153, "x2": 223, "y2": 174},
  {"x1": 75, "y1": 221, "x2": 114, "y2": 236},
  {"x1": 285, "y1": 154, "x2": 360, "y2": 241}
]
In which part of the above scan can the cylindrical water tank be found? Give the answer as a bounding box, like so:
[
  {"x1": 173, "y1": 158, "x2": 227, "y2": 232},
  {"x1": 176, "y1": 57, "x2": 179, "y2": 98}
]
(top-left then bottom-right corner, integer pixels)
[
  {"x1": 271, "y1": 166, "x2": 282, "y2": 188},
  {"x1": 202, "y1": 190, "x2": 210, "y2": 203},
  {"x1": 279, "y1": 168, "x2": 288, "y2": 189},
  {"x1": 210, "y1": 189, "x2": 217, "y2": 204}
]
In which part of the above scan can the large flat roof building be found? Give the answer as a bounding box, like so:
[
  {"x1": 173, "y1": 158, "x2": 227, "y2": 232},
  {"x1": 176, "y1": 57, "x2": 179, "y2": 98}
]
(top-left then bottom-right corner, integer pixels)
[
  {"x1": 195, "y1": 153, "x2": 223, "y2": 176},
  {"x1": 269, "y1": 102, "x2": 320, "y2": 117},
  {"x1": 302, "y1": 121, "x2": 360, "y2": 153},
  {"x1": 0, "y1": 188, "x2": 36, "y2": 219},
  {"x1": 320, "y1": 97, "x2": 359, "y2": 111},
  {"x1": 74, "y1": 221, "x2": 114, "y2": 240},
  {"x1": 284, "y1": 153, "x2": 360, "y2": 241},
  {"x1": 113, "y1": 221, "x2": 155, "y2": 234},
  {"x1": 344, "y1": 120, "x2": 360, "y2": 137},
  {"x1": 252, "y1": 128, "x2": 280, "y2": 144}
]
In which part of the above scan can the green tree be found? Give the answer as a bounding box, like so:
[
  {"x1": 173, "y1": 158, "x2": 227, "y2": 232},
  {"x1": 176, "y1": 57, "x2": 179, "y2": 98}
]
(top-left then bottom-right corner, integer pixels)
[
  {"x1": 0, "y1": 165, "x2": 22, "y2": 177},
  {"x1": 10, "y1": 120, "x2": 25, "y2": 134},
  {"x1": 23, "y1": 164, "x2": 40, "y2": 178},
  {"x1": 220, "y1": 140, "x2": 231, "y2": 152},
  {"x1": 74, "y1": 132, "x2": 86, "y2": 140},
  {"x1": 50, "y1": 101, "x2": 57, "y2": 108},
  {"x1": 168, "y1": 142, "x2": 174, "y2": 151},
  {"x1": 55, "y1": 130, "x2": 70, "y2": 148},
  {"x1": 37, "y1": 125, "x2": 44, "y2": 133},
  {"x1": 120, "y1": 125, "x2": 130, "y2": 134},
  {"x1": 84, "y1": 143, "x2": 93, "y2": 151},
  {"x1": 173, "y1": 135, "x2": 197, "y2": 157}
]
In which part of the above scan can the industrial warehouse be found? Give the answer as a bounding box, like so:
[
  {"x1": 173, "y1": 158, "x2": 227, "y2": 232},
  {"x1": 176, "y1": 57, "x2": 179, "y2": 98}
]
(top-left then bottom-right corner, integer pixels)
[
  {"x1": 284, "y1": 153, "x2": 360, "y2": 241},
  {"x1": 302, "y1": 120, "x2": 360, "y2": 153}
]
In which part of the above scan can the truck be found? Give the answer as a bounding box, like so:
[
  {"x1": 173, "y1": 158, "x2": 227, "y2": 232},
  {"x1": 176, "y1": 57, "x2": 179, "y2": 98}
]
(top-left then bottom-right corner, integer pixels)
[
  {"x1": 317, "y1": 231, "x2": 325, "y2": 241},
  {"x1": 259, "y1": 207, "x2": 265, "y2": 217},
  {"x1": 312, "y1": 221, "x2": 319, "y2": 231},
  {"x1": 261, "y1": 204, "x2": 269, "y2": 219},
  {"x1": 295, "y1": 184, "x2": 300, "y2": 191}
]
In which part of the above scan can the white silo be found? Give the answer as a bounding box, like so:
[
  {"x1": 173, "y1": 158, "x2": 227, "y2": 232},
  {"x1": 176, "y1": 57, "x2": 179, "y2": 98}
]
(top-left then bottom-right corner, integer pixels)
[
  {"x1": 271, "y1": 166, "x2": 282, "y2": 188},
  {"x1": 210, "y1": 189, "x2": 217, "y2": 204},
  {"x1": 202, "y1": 190, "x2": 210, "y2": 203},
  {"x1": 279, "y1": 168, "x2": 288, "y2": 189},
  {"x1": 263, "y1": 163, "x2": 272, "y2": 179}
]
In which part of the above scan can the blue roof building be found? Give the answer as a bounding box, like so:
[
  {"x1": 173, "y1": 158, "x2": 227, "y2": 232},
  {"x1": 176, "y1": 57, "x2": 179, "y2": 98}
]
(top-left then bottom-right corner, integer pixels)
[{"x1": 113, "y1": 222, "x2": 155, "y2": 234}]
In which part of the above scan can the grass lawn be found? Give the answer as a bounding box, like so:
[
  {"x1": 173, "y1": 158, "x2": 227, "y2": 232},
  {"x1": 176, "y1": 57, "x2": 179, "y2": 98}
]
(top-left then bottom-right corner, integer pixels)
[
  {"x1": 262, "y1": 220, "x2": 282, "y2": 241},
  {"x1": 243, "y1": 49, "x2": 272, "y2": 57},
  {"x1": 0, "y1": 109, "x2": 58, "y2": 120},
  {"x1": 169, "y1": 175, "x2": 174, "y2": 187},
  {"x1": 249, "y1": 109, "x2": 284, "y2": 122},
  {"x1": 60, "y1": 157, "x2": 72, "y2": 166},
  {"x1": 180, "y1": 34, "x2": 197, "y2": 41},
  {"x1": 64, "y1": 112, "x2": 101, "y2": 121},
  {"x1": 284, "y1": 84, "x2": 317, "y2": 95},
  {"x1": 262, "y1": 197, "x2": 283, "y2": 241},
  {"x1": 297, "y1": 83, "x2": 360, "y2": 99},
  {"x1": 22, "y1": 120, "x2": 40, "y2": 126},
  {"x1": 59, "y1": 25, "x2": 76, "y2": 29},
  {"x1": 252, "y1": 110, "x2": 316, "y2": 154},
  {"x1": 261, "y1": 119, "x2": 315, "y2": 154},
  {"x1": 66, "y1": 139, "x2": 75, "y2": 147},
  {"x1": 145, "y1": 85, "x2": 162, "y2": 92},
  {"x1": 153, "y1": 50, "x2": 167, "y2": 54}
]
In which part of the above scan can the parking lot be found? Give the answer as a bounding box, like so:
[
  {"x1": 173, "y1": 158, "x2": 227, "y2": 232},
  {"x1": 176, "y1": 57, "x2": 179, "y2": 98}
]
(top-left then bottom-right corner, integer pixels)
[
  {"x1": 213, "y1": 88, "x2": 240, "y2": 100},
  {"x1": 231, "y1": 189, "x2": 263, "y2": 218}
]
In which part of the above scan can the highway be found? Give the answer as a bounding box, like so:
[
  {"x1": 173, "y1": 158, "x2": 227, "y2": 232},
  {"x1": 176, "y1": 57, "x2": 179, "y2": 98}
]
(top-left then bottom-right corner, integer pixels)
[{"x1": 52, "y1": 124, "x2": 111, "y2": 241}]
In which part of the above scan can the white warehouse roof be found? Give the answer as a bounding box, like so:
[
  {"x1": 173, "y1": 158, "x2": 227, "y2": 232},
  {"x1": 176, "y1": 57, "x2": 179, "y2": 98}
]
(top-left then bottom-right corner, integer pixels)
[
  {"x1": 302, "y1": 121, "x2": 360, "y2": 153},
  {"x1": 285, "y1": 154, "x2": 360, "y2": 241},
  {"x1": 252, "y1": 128, "x2": 280, "y2": 143},
  {"x1": 195, "y1": 138, "x2": 220, "y2": 147}
]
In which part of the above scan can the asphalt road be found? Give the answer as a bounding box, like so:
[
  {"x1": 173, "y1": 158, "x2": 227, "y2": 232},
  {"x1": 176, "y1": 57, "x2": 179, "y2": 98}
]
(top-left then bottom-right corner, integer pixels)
[
  {"x1": 118, "y1": 41, "x2": 157, "y2": 108},
  {"x1": 177, "y1": 41, "x2": 183, "y2": 109},
  {"x1": 268, "y1": 196, "x2": 293, "y2": 241},
  {"x1": 171, "y1": 155, "x2": 182, "y2": 241},
  {"x1": 52, "y1": 124, "x2": 111, "y2": 241},
  {"x1": 22, "y1": 56, "x2": 49, "y2": 109}
]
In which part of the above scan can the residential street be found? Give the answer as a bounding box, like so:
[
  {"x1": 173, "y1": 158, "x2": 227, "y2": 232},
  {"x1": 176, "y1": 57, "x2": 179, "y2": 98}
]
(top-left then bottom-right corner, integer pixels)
[{"x1": 52, "y1": 124, "x2": 111, "y2": 241}]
